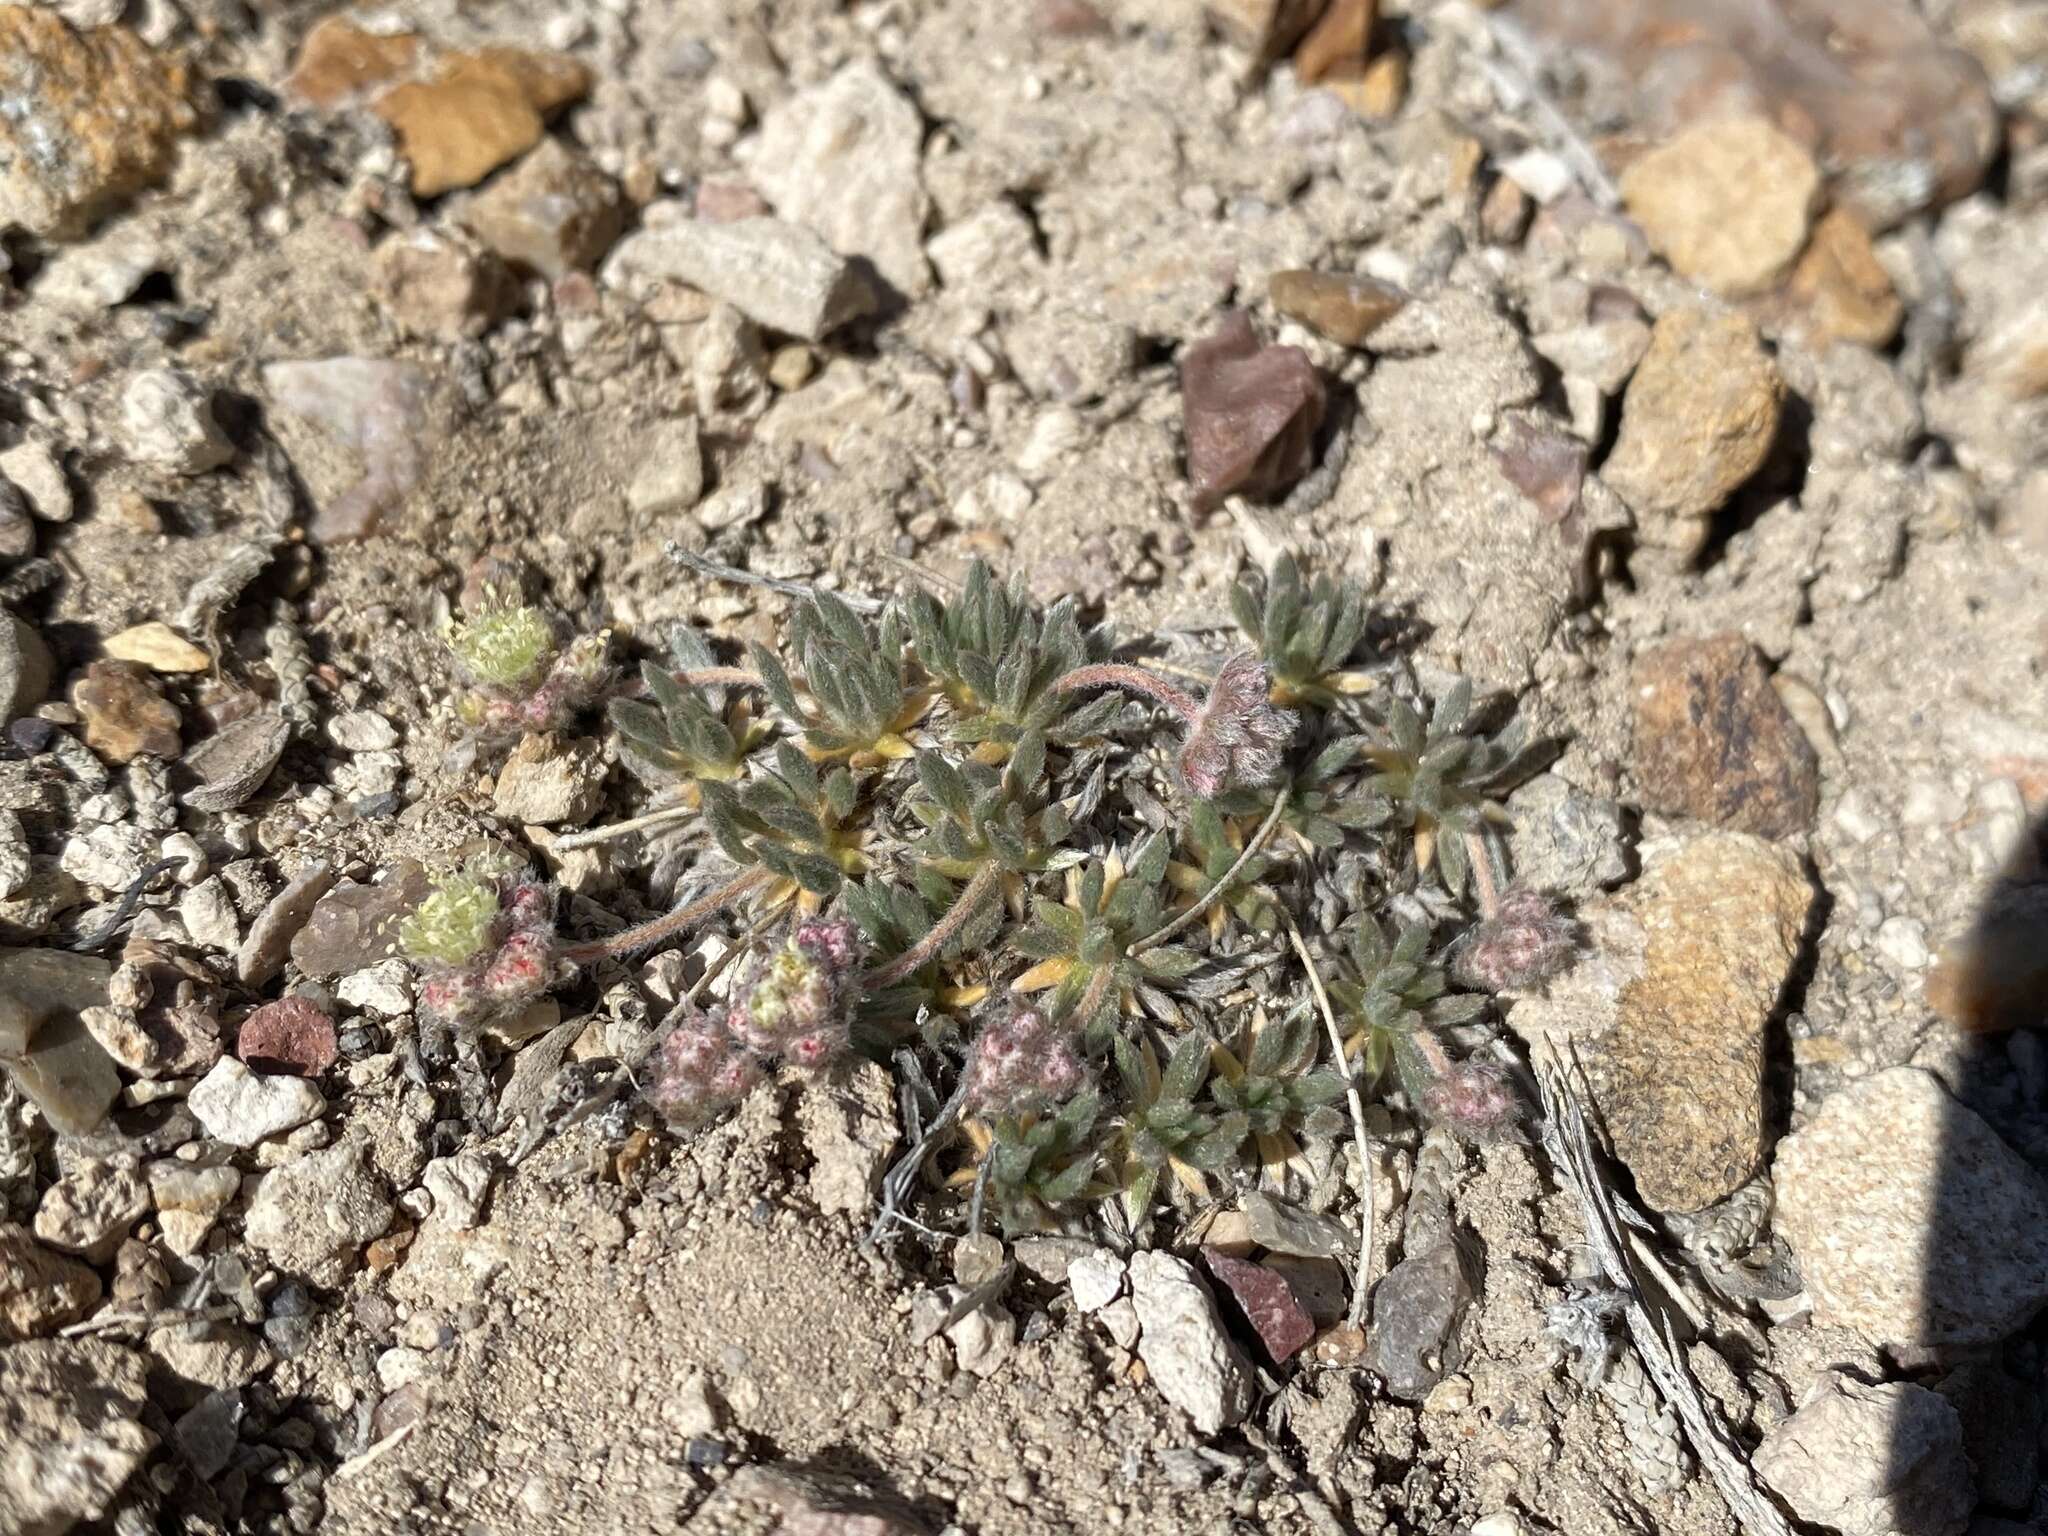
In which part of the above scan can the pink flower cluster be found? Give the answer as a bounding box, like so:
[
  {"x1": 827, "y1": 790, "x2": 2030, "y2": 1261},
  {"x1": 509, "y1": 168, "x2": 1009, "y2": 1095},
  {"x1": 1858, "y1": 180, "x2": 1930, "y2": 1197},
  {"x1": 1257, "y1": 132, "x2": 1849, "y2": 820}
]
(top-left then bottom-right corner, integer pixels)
[
  {"x1": 646, "y1": 918, "x2": 863, "y2": 1127},
  {"x1": 417, "y1": 879, "x2": 559, "y2": 1028},
  {"x1": 963, "y1": 1007, "x2": 1086, "y2": 1116}
]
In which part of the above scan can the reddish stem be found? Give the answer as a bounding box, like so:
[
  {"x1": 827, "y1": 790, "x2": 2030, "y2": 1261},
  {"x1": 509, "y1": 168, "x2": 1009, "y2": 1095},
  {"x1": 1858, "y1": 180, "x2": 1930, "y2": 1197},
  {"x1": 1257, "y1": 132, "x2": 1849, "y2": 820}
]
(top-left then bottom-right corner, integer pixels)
[
  {"x1": 1052, "y1": 663, "x2": 1202, "y2": 722},
  {"x1": 863, "y1": 863, "x2": 1002, "y2": 989},
  {"x1": 558, "y1": 867, "x2": 773, "y2": 965}
]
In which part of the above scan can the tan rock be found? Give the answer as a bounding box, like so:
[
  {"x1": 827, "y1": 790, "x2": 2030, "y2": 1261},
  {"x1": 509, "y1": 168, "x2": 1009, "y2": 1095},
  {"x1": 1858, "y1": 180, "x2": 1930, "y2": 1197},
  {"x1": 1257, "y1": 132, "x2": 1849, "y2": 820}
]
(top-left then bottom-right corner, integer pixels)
[
  {"x1": 282, "y1": 16, "x2": 420, "y2": 109},
  {"x1": 459, "y1": 137, "x2": 625, "y2": 280},
  {"x1": 751, "y1": 61, "x2": 932, "y2": 299},
  {"x1": 1513, "y1": 833, "x2": 1813, "y2": 1213},
  {"x1": 372, "y1": 48, "x2": 590, "y2": 199},
  {"x1": 374, "y1": 227, "x2": 517, "y2": 342},
  {"x1": 1632, "y1": 633, "x2": 1819, "y2": 837},
  {"x1": 1777, "y1": 1069, "x2": 2048, "y2": 1346},
  {"x1": 71, "y1": 659, "x2": 181, "y2": 763},
  {"x1": 1604, "y1": 306, "x2": 1784, "y2": 558},
  {"x1": 1293, "y1": 0, "x2": 1373, "y2": 83},
  {"x1": 1268, "y1": 269, "x2": 1406, "y2": 347},
  {"x1": 0, "y1": 6, "x2": 202, "y2": 240},
  {"x1": 1621, "y1": 116, "x2": 1820, "y2": 297},
  {"x1": 1786, "y1": 208, "x2": 1905, "y2": 348},
  {"x1": 1205, "y1": 0, "x2": 1326, "y2": 66},
  {"x1": 0, "y1": 1223, "x2": 101, "y2": 1340},
  {"x1": 1323, "y1": 48, "x2": 1407, "y2": 120},
  {"x1": 103, "y1": 621, "x2": 209, "y2": 674}
]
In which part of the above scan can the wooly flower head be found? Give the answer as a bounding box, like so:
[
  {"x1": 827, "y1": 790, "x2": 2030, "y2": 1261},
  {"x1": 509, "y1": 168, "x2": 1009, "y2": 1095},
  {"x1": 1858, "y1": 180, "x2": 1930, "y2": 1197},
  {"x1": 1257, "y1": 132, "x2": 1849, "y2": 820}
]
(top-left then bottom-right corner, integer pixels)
[
  {"x1": 1177, "y1": 651, "x2": 1297, "y2": 799},
  {"x1": 964, "y1": 1007, "x2": 1087, "y2": 1116},
  {"x1": 1451, "y1": 889, "x2": 1581, "y2": 993},
  {"x1": 647, "y1": 1011, "x2": 765, "y2": 1127}
]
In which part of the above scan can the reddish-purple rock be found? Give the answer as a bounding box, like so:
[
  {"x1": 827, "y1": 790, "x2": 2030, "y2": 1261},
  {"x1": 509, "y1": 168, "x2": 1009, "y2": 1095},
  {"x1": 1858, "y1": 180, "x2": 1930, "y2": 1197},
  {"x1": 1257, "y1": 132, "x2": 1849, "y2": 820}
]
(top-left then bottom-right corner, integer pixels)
[
  {"x1": 1202, "y1": 1245, "x2": 1317, "y2": 1363},
  {"x1": 1180, "y1": 311, "x2": 1326, "y2": 514},
  {"x1": 237, "y1": 996, "x2": 339, "y2": 1078}
]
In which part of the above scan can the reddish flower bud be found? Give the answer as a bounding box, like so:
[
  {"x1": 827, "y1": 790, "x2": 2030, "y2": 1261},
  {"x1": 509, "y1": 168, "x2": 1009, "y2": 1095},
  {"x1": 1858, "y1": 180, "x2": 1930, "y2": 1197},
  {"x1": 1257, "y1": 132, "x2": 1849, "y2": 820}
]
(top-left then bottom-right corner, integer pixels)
[
  {"x1": 483, "y1": 930, "x2": 554, "y2": 1005},
  {"x1": 648, "y1": 1012, "x2": 762, "y2": 1126}
]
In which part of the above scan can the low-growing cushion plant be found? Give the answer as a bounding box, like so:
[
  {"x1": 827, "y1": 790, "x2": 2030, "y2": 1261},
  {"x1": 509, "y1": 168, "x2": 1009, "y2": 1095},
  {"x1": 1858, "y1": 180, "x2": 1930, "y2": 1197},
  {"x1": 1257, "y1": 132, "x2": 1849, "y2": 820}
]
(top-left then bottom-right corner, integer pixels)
[{"x1": 403, "y1": 556, "x2": 1572, "y2": 1238}]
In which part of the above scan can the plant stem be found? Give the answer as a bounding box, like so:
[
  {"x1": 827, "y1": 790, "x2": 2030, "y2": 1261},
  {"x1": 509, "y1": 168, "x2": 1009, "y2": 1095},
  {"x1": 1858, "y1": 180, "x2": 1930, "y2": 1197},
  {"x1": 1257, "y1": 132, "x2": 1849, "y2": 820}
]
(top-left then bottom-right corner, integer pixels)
[
  {"x1": 863, "y1": 863, "x2": 1003, "y2": 989},
  {"x1": 550, "y1": 800, "x2": 698, "y2": 852},
  {"x1": 1284, "y1": 912, "x2": 1375, "y2": 1331},
  {"x1": 1052, "y1": 663, "x2": 1202, "y2": 722},
  {"x1": 558, "y1": 867, "x2": 773, "y2": 965},
  {"x1": 1130, "y1": 788, "x2": 1290, "y2": 954}
]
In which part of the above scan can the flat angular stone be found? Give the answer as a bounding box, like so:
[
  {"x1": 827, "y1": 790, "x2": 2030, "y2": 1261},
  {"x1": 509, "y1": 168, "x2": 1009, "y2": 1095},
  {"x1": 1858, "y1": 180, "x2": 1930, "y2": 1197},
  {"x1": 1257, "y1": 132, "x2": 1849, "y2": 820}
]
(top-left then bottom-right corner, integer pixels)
[
  {"x1": 1127, "y1": 1250, "x2": 1254, "y2": 1433},
  {"x1": 1364, "y1": 1240, "x2": 1473, "y2": 1400},
  {"x1": 752, "y1": 61, "x2": 931, "y2": 298},
  {"x1": 459, "y1": 137, "x2": 624, "y2": 280},
  {"x1": 1754, "y1": 1377, "x2": 1972, "y2": 1536},
  {"x1": 1513, "y1": 833, "x2": 1812, "y2": 1213},
  {"x1": 602, "y1": 208, "x2": 877, "y2": 342},
  {"x1": 1202, "y1": 1247, "x2": 1316, "y2": 1363},
  {"x1": 1632, "y1": 633, "x2": 1819, "y2": 838},
  {"x1": 1776, "y1": 1068, "x2": 2048, "y2": 1346}
]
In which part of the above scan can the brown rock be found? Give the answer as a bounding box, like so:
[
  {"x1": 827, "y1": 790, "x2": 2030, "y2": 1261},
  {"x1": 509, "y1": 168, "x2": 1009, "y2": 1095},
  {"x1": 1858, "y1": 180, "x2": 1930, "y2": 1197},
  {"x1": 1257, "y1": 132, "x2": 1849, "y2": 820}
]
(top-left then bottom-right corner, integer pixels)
[
  {"x1": 1293, "y1": 0, "x2": 1373, "y2": 83},
  {"x1": 1492, "y1": 417, "x2": 1587, "y2": 523},
  {"x1": 72, "y1": 659, "x2": 181, "y2": 763},
  {"x1": 1268, "y1": 269, "x2": 1406, "y2": 347},
  {"x1": 374, "y1": 228, "x2": 516, "y2": 342},
  {"x1": 1620, "y1": 116, "x2": 1821, "y2": 297},
  {"x1": 0, "y1": 6, "x2": 201, "y2": 240},
  {"x1": 1479, "y1": 175, "x2": 1533, "y2": 244},
  {"x1": 0, "y1": 1223, "x2": 101, "y2": 1340},
  {"x1": 1513, "y1": 832, "x2": 1813, "y2": 1213},
  {"x1": 1632, "y1": 633, "x2": 1820, "y2": 837},
  {"x1": 238, "y1": 995, "x2": 338, "y2": 1078},
  {"x1": 441, "y1": 46, "x2": 591, "y2": 117},
  {"x1": 459, "y1": 137, "x2": 625, "y2": 280},
  {"x1": 1180, "y1": 311, "x2": 1326, "y2": 513},
  {"x1": 1202, "y1": 1248, "x2": 1316, "y2": 1363},
  {"x1": 1603, "y1": 306, "x2": 1784, "y2": 559},
  {"x1": 1347, "y1": 48, "x2": 1408, "y2": 119},
  {"x1": 1786, "y1": 208, "x2": 1904, "y2": 348},
  {"x1": 375, "y1": 79, "x2": 542, "y2": 200},
  {"x1": 372, "y1": 49, "x2": 589, "y2": 199},
  {"x1": 282, "y1": 16, "x2": 420, "y2": 109},
  {"x1": 1205, "y1": 0, "x2": 1327, "y2": 67}
]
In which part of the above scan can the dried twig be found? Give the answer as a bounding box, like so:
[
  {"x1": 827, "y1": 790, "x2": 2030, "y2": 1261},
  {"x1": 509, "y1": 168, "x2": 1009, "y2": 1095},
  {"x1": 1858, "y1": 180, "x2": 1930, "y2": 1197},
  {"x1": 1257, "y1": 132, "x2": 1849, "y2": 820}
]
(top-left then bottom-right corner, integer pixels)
[
  {"x1": 665, "y1": 542, "x2": 885, "y2": 614},
  {"x1": 1533, "y1": 1042, "x2": 1795, "y2": 1536},
  {"x1": 549, "y1": 800, "x2": 698, "y2": 853},
  {"x1": 1284, "y1": 912, "x2": 1374, "y2": 1329},
  {"x1": 1472, "y1": 14, "x2": 1621, "y2": 210}
]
